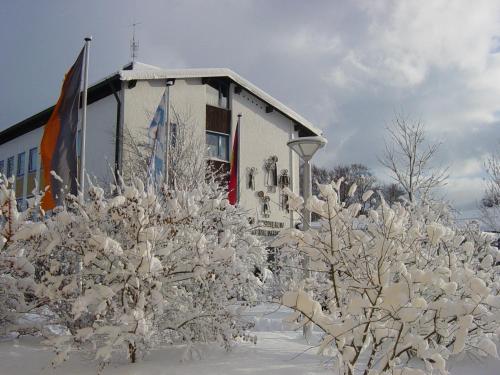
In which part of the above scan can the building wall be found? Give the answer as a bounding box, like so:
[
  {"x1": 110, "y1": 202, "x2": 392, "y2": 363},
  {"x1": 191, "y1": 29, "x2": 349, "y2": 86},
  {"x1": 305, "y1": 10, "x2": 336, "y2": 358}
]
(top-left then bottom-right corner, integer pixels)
[
  {"x1": 230, "y1": 84, "x2": 300, "y2": 234},
  {"x1": 120, "y1": 77, "x2": 302, "y2": 233},
  {"x1": 121, "y1": 78, "x2": 207, "y2": 180},
  {"x1": 84, "y1": 93, "x2": 121, "y2": 185},
  {"x1": 0, "y1": 92, "x2": 119, "y2": 200},
  {"x1": 1, "y1": 76, "x2": 305, "y2": 234},
  {"x1": 0, "y1": 127, "x2": 43, "y2": 201}
]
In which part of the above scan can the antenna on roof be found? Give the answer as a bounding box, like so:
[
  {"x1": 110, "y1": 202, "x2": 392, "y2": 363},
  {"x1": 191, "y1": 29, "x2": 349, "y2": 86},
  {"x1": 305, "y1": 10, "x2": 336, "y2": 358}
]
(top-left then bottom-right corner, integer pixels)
[{"x1": 130, "y1": 22, "x2": 141, "y2": 62}]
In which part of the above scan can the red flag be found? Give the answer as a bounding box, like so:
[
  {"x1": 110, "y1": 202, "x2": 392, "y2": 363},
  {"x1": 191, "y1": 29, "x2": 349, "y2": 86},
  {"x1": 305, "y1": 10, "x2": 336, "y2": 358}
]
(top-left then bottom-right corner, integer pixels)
[
  {"x1": 40, "y1": 48, "x2": 84, "y2": 211},
  {"x1": 228, "y1": 116, "x2": 240, "y2": 205}
]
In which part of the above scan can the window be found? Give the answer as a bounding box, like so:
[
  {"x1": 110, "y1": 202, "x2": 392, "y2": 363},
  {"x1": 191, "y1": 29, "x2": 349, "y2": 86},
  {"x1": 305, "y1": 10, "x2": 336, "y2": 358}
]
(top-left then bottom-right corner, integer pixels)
[
  {"x1": 0, "y1": 160, "x2": 4, "y2": 175},
  {"x1": 17, "y1": 152, "x2": 25, "y2": 176},
  {"x1": 28, "y1": 147, "x2": 37, "y2": 173},
  {"x1": 7, "y1": 157, "x2": 14, "y2": 177},
  {"x1": 170, "y1": 123, "x2": 177, "y2": 148},
  {"x1": 206, "y1": 131, "x2": 229, "y2": 161}
]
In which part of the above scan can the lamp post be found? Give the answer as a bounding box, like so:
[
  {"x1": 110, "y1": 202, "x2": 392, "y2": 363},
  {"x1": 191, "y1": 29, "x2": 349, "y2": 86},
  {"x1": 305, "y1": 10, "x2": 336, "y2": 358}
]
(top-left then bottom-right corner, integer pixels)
[{"x1": 287, "y1": 136, "x2": 327, "y2": 277}]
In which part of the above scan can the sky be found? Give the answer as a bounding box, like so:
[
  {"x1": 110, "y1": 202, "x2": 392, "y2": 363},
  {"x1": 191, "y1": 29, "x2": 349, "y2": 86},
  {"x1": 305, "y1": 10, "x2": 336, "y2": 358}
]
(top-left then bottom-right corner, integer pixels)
[{"x1": 1, "y1": 0, "x2": 499, "y2": 219}]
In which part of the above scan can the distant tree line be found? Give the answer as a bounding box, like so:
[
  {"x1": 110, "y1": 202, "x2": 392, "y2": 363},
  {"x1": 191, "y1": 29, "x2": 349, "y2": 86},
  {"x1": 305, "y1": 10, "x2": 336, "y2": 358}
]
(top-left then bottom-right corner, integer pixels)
[{"x1": 308, "y1": 163, "x2": 405, "y2": 221}]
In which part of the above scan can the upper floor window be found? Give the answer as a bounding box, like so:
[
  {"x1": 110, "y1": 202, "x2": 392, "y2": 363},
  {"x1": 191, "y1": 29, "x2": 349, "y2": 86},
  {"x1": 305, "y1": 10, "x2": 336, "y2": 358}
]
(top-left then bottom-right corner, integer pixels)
[
  {"x1": 17, "y1": 152, "x2": 25, "y2": 176},
  {"x1": 0, "y1": 160, "x2": 4, "y2": 175},
  {"x1": 28, "y1": 147, "x2": 38, "y2": 173},
  {"x1": 206, "y1": 131, "x2": 229, "y2": 161},
  {"x1": 7, "y1": 156, "x2": 14, "y2": 177}
]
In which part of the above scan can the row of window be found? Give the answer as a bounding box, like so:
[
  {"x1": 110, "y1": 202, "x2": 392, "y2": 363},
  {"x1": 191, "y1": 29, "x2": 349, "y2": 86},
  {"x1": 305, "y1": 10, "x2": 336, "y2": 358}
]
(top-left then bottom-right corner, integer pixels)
[
  {"x1": 0, "y1": 147, "x2": 38, "y2": 177},
  {"x1": 0, "y1": 133, "x2": 226, "y2": 179}
]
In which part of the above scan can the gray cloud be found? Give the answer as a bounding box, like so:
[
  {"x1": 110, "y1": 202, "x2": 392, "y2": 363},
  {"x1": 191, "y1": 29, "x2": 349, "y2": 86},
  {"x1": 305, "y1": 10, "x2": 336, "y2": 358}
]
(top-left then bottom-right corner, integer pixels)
[{"x1": 1, "y1": 0, "x2": 499, "y2": 217}]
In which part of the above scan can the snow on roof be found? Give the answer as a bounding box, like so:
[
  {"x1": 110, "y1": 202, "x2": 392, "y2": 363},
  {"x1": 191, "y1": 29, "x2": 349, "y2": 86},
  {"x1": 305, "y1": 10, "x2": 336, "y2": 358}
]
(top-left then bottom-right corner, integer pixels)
[
  {"x1": 122, "y1": 61, "x2": 163, "y2": 71},
  {"x1": 119, "y1": 66, "x2": 322, "y2": 136}
]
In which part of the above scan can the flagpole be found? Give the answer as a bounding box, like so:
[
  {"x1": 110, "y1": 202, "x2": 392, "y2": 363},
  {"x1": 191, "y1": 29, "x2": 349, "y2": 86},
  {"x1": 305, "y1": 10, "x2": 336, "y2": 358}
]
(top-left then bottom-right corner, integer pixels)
[
  {"x1": 164, "y1": 83, "x2": 171, "y2": 188},
  {"x1": 79, "y1": 36, "x2": 92, "y2": 194},
  {"x1": 237, "y1": 113, "x2": 242, "y2": 204}
]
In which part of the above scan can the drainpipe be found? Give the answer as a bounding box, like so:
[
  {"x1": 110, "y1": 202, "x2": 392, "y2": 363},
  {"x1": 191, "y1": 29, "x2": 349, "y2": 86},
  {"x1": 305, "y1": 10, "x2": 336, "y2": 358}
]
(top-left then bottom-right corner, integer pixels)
[{"x1": 109, "y1": 79, "x2": 122, "y2": 182}]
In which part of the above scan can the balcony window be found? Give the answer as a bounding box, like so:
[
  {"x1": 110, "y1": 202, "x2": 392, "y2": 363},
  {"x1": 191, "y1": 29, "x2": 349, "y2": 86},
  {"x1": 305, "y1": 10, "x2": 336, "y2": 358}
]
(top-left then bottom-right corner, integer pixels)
[
  {"x1": 17, "y1": 152, "x2": 25, "y2": 176},
  {"x1": 206, "y1": 131, "x2": 229, "y2": 161},
  {"x1": 28, "y1": 147, "x2": 37, "y2": 173}
]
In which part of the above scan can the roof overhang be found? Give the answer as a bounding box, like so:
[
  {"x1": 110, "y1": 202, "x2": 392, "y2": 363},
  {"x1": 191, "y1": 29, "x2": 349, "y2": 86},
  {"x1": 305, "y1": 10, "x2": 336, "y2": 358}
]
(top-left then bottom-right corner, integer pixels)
[
  {"x1": 119, "y1": 68, "x2": 322, "y2": 137},
  {"x1": 0, "y1": 74, "x2": 121, "y2": 146},
  {"x1": 0, "y1": 64, "x2": 322, "y2": 146}
]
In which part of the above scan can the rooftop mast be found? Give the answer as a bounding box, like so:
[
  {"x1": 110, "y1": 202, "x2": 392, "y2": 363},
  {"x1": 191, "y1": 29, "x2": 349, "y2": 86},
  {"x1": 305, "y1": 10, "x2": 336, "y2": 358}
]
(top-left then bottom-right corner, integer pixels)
[{"x1": 130, "y1": 22, "x2": 141, "y2": 62}]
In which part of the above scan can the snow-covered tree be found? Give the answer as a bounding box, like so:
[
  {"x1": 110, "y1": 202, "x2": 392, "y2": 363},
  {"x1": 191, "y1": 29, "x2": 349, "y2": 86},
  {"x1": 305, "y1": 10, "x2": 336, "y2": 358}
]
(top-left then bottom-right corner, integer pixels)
[
  {"x1": 0, "y1": 176, "x2": 38, "y2": 335},
  {"x1": 20, "y1": 178, "x2": 265, "y2": 366},
  {"x1": 274, "y1": 180, "x2": 500, "y2": 374}
]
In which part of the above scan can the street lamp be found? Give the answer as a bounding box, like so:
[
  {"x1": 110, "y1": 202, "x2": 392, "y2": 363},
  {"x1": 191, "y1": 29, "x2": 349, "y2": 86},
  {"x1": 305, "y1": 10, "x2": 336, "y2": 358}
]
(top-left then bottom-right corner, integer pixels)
[{"x1": 287, "y1": 136, "x2": 327, "y2": 277}]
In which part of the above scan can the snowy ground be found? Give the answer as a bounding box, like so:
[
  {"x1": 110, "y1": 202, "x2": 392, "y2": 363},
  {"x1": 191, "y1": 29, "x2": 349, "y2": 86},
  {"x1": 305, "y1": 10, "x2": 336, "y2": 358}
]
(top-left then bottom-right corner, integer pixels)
[{"x1": 0, "y1": 304, "x2": 498, "y2": 374}]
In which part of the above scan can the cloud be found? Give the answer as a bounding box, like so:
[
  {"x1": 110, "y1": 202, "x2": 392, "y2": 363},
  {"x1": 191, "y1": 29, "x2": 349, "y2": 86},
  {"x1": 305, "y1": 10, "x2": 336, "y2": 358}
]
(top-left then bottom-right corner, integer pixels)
[{"x1": 0, "y1": 0, "x2": 499, "y2": 218}]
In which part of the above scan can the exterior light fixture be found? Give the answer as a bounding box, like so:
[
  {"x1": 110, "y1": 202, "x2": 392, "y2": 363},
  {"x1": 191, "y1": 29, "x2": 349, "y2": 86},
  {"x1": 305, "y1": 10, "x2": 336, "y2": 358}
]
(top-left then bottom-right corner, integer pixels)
[
  {"x1": 287, "y1": 136, "x2": 327, "y2": 162},
  {"x1": 287, "y1": 135, "x2": 327, "y2": 277}
]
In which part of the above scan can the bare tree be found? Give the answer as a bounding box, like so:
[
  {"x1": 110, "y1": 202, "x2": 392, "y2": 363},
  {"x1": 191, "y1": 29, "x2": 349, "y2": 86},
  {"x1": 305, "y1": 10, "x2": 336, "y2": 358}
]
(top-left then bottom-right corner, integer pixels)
[
  {"x1": 480, "y1": 151, "x2": 500, "y2": 231},
  {"x1": 379, "y1": 182, "x2": 405, "y2": 206},
  {"x1": 120, "y1": 105, "x2": 207, "y2": 190},
  {"x1": 167, "y1": 106, "x2": 206, "y2": 190},
  {"x1": 379, "y1": 114, "x2": 448, "y2": 202},
  {"x1": 312, "y1": 164, "x2": 377, "y2": 202}
]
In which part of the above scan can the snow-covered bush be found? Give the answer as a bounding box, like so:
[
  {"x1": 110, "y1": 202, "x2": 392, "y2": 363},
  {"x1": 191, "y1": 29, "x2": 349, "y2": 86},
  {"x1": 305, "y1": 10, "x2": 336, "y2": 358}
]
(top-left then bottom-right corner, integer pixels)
[
  {"x1": 0, "y1": 176, "x2": 38, "y2": 335},
  {"x1": 274, "y1": 181, "x2": 500, "y2": 374},
  {"x1": 23, "y1": 178, "x2": 265, "y2": 365}
]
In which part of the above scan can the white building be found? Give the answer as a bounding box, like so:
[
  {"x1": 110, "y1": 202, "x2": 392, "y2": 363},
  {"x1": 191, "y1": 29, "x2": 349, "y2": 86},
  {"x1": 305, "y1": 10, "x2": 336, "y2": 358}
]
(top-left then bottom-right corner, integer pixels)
[{"x1": 0, "y1": 62, "x2": 322, "y2": 235}]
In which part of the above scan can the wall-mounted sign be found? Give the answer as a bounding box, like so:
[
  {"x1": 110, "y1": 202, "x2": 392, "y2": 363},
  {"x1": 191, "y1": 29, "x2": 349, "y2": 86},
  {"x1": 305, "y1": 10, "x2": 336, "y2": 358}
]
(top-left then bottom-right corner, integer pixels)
[
  {"x1": 259, "y1": 220, "x2": 284, "y2": 228},
  {"x1": 250, "y1": 220, "x2": 285, "y2": 237}
]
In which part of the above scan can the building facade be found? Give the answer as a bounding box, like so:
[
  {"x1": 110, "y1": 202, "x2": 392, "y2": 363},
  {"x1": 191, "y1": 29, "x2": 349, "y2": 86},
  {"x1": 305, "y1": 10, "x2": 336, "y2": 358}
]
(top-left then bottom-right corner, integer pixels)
[{"x1": 0, "y1": 62, "x2": 322, "y2": 236}]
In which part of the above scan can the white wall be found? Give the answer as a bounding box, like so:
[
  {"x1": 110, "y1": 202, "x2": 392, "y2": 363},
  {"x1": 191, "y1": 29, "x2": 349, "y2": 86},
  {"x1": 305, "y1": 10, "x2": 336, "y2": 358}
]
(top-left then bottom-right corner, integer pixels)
[
  {"x1": 85, "y1": 93, "x2": 120, "y2": 185},
  {"x1": 231, "y1": 84, "x2": 300, "y2": 231},
  {"x1": 123, "y1": 79, "x2": 166, "y2": 136},
  {"x1": 169, "y1": 78, "x2": 206, "y2": 138}
]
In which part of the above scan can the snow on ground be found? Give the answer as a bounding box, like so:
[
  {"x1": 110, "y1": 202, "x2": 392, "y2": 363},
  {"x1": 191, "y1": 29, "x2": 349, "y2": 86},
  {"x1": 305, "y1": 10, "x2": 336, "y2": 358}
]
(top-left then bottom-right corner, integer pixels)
[{"x1": 0, "y1": 304, "x2": 498, "y2": 374}]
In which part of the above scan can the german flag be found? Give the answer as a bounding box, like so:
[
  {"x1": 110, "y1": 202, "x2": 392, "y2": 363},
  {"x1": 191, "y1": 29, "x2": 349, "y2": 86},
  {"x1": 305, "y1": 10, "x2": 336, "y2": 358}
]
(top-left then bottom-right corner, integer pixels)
[
  {"x1": 228, "y1": 116, "x2": 240, "y2": 205},
  {"x1": 40, "y1": 48, "x2": 84, "y2": 211}
]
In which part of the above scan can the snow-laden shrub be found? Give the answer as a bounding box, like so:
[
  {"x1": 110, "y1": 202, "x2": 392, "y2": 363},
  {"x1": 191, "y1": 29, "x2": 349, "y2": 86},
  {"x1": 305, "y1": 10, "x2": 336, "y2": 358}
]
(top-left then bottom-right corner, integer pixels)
[
  {"x1": 274, "y1": 181, "x2": 500, "y2": 375},
  {"x1": 20, "y1": 179, "x2": 265, "y2": 365},
  {"x1": 0, "y1": 176, "x2": 38, "y2": 335}
]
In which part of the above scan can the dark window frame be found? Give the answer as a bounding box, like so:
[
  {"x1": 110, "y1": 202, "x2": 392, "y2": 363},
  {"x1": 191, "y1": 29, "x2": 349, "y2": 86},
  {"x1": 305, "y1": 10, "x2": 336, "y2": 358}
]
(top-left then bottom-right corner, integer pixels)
[
  {"x1": 206, "y1": 130, "x2": 230, "y2": 161},
  {"x1": 17, "y1": 152, "x2": 25, "y2": 177},
  {"x1": 28, "y1": 147, "x2": 37, "y2": 173},
  {"x1": 7, "y1": 156, "x2": 14, "y2": 177}
]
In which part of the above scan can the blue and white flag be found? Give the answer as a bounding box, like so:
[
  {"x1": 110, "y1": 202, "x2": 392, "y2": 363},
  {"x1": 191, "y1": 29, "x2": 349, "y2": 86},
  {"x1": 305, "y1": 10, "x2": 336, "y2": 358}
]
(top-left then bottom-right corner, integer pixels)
[{"x1": 148, "y1": 90, "x2": 167, "y2": 184}]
